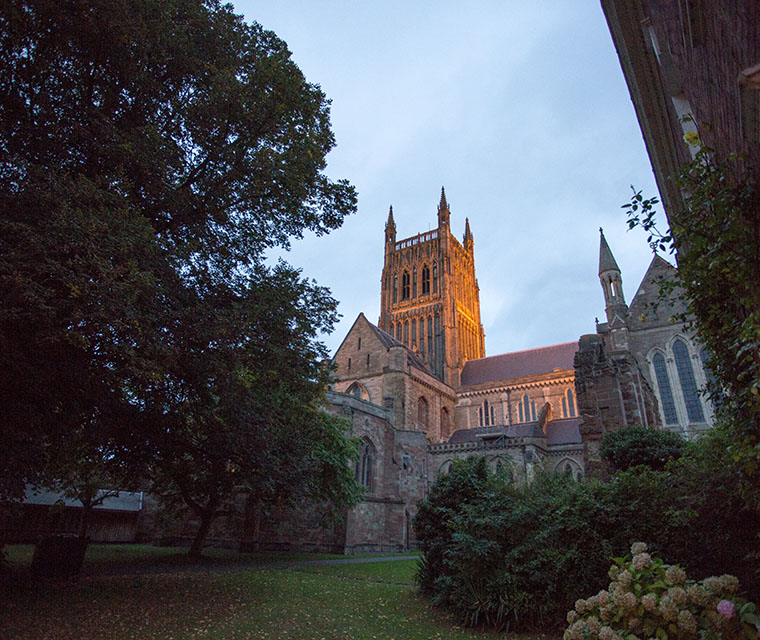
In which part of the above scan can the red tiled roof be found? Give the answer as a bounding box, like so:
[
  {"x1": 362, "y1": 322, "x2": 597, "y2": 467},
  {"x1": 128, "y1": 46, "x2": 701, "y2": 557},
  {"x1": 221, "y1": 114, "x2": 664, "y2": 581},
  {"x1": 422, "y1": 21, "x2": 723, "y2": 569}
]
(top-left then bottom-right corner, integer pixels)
[{"x1": 460, "y1": 342, "x2": 578, "y2": 386}]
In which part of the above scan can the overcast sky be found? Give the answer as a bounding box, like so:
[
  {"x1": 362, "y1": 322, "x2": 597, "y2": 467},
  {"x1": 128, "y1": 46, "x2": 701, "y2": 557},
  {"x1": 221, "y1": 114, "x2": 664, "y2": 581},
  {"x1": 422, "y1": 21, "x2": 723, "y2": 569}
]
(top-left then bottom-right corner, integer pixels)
[{"x1": 234, "y1": 1, "x2": 668, "y2": 358}]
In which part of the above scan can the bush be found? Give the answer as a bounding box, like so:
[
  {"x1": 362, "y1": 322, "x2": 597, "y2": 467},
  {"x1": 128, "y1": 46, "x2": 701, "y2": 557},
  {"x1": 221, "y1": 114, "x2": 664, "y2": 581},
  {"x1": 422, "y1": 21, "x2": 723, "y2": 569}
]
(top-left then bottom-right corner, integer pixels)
[
  {"x1": 564, "y1": 542, "x2": 760, "y2": 640},
  {"x1": 414, "y1": 437, "x2": 760, "y2": 633},
  {"x1": 600, "y1": 425, "x2": 685, "y2": 472}
]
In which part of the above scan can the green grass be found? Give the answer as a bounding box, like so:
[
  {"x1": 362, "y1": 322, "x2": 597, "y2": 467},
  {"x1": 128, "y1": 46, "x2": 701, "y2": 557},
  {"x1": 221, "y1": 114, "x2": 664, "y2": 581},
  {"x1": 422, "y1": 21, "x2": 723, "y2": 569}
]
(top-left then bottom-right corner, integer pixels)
[
  {"x1": 293, "y1": 557, "x2": 420, "y2": 585},
  {"x1": 4, "y1": 543, "x2": 347, "y2": 573}
]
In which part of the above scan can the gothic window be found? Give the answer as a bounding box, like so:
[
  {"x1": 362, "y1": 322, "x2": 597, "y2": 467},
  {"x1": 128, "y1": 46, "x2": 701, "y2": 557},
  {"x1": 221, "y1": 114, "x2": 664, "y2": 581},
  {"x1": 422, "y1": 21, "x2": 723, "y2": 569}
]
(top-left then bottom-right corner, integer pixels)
[
  {"x1": 347, "y1": 382, "x2": 369, "y2": 401},
  {"x1": 396, "y1": 323, "x2": 401, "y2": 341},
  {"x1": 418, "y1": 397, "x2": 428, "y2": 427},
  {"x1": 389, "y1": 322, "x2": 394, "y2": 339},
  {"x1": 653, "y1": 352, "x2": 679, "y2": 425},
  {"x1": 392, "y1": 275, "x2": 398, "y2": 303},
  {"x1": 531, "y1": 400, "x2": 537, "y2": 421},
  {"x1": 562, "y1": 396, "x2": 568, "y2": 418},
  {"x1": 412, "y1": 267, "x2": 417, "y2": 298},
  {"x1": 419, "y1": 318, "x2": 425, "y2": 356},
  {"x1": 566, "y1": 388, "x2": 576, "y2": 417},
  {"x1": 421, "y1": 265, "x2": 430, "y2": 294},
  {"x1": 673, "y1": 339, "x2": 705, "y2": 422},
  {"x1": 440, "y1": 407, "x2": 450, "y2": 435},
  {"x1": 403, "y1": 321, "x2": 409, "y2": 345},
  {"x1": 432, "y1": 262, "x2": 438, "y2": 293},
  {"x1": 522, "y1": 394, "x2": 530, "y2": 423},
  {"x1": 402, "y1": 271, "x2": 410, "y2": 299},
  {"x1": 518, "y1": 400, "x2": 524, "y2": 423},
  {"x1": 411, "y1": 319, "x2": 417, "y2": 346},
  {"x1": 356, "y1": 440, "x2": 374, "y2": 490}
]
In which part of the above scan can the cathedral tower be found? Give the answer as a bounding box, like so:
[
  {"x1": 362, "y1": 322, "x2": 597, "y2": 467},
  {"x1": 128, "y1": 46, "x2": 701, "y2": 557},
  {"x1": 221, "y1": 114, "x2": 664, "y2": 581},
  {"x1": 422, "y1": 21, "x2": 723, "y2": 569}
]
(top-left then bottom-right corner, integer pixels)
[{"x1": 379, "y1": 188, "x2": 485, "y2": 387}]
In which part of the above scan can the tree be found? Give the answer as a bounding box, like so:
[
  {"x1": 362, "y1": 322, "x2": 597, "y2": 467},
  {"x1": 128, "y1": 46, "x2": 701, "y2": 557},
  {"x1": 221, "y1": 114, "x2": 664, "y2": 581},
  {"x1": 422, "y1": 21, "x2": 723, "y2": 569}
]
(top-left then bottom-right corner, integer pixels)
[
  {"x1": 625, "y1": 141, "x2": 760, "y2": 500},
  {"x1": 0, "y1": 0, "x2": 358, "y2": 547},
  {"x1": 600, "y1": 425, "x2": 684, "y2": 472}
]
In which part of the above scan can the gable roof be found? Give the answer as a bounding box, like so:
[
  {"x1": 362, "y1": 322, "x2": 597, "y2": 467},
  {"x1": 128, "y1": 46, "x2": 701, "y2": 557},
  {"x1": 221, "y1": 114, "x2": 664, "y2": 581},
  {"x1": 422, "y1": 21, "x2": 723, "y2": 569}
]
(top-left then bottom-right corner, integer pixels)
[
  {"x1": 333, "y1": 313, "x2": 434, "y2": 376},
  {"x1": 460, "y1": 342, "x2": 578, "y2": 386}
]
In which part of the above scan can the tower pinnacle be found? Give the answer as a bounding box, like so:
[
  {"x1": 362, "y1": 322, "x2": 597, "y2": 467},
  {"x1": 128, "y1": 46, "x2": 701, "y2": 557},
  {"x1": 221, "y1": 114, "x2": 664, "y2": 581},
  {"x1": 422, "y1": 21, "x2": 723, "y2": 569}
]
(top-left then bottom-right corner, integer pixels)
[
  {"x1": 385, "y1": 205, "x2": 396, "y2": 244},
  {"x1": 437, "y1": 186, "x2": 450, "y2": 227},
  {"x1": 598, "y1": 228, "x2": 621, "y2": 275},
  {"x1": 598, "y1": 228, "x2": 627, "y2": 322}
]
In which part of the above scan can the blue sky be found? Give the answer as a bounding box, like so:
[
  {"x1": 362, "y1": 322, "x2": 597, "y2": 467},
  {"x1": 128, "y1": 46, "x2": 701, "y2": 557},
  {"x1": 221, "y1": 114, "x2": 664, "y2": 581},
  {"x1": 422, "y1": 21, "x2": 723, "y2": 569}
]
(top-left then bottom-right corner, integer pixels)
[{"x1": 234, "y1": 1, "x2": 667, "y2": 357}]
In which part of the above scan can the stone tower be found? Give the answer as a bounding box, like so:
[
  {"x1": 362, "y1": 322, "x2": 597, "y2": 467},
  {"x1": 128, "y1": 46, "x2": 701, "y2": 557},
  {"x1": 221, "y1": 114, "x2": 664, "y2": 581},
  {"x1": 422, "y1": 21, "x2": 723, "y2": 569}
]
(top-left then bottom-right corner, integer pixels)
[{"x1": 379, "y1": 188, "x2": 485, "y2": 387}]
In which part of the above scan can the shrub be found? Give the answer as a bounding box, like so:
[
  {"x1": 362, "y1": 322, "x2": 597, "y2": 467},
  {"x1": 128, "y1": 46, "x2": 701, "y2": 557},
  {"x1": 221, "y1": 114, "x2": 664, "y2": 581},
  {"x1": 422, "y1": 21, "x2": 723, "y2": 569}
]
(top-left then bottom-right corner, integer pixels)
[
  {"x1": 564, "y1": 542, "x2": 760, "y2": 640},
  {"x1": 600, "y1": 425, "x2": 685, "y2": 472}
]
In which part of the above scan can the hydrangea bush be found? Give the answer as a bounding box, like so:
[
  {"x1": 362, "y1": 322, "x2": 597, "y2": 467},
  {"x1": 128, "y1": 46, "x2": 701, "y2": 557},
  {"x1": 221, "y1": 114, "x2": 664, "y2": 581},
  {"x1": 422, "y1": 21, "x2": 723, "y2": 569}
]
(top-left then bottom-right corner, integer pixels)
[{"x1": 564, "y1": 543, "x2": 760, "y2": 640}]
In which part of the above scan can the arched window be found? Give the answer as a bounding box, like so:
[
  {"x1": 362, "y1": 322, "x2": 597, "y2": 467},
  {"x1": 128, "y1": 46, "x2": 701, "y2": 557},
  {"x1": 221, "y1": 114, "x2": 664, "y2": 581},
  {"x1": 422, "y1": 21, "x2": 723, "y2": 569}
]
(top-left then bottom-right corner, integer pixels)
[
  {"x1": 438, "y1": 460, "x2": 453, "y2": 475},
  {"x1": 566, "y1": 388, "x2": 576, "y2": 417},
  {"x1": 403, "y1": 321, "x2": 409, "y2": 345},
  {"x1": 411, "y1": 318, "x2": 417, "y2": 346},
  {"x1": 396, "y1": 323, "x2": 402, "y2": 341},
  {"x1": 440, "y1": 407, "x2": 450, "y2": 435},
  {"x1": 418, "y1": 397, "x2": 428, "y2": 427},
  {"x1": 347, "y1": 382, "x2": 369, "y2": 402},
  {"x1": 419, "y1": 318, "x2": 425, "y2": 356},
  {"x1": 522, "y1": 394, "x2": 530, "y2": 422},
  {"x1": 562, "y1": 396, "x2": 568, "y2": 418},
  {"x1": 432, "y1": 262, "x2": 438, "y2": 293},
  {"x1": 673, "y1": 339, "x2": 705, "y2": 422},
  {"x1": 518, "y1": 400, "x2": 524, "y2": 423},
  {"x1": 412, "y1": 267, "x2": 417, "y2": 298},
  {"x1": 421, "y1": 265, "x2": 430, "y2": 294},
  {"x1": 480, "y1": 399, "x2": 495, "y2": 426},
  {"x1": 401, "y1": 271, "x2": 410, "y2": 299},
  {"x1": 356, "y1": 440, "x2": 374, "y2": 490},
  {"x1": 531, "y1": 400, "x2": 536, "y2": 421},
  {"x1": 653, "y1": 352, "x2": 678, "y2": 425},
  {"x1": 392, "y1": 275, "x2": 398, "y2": 303},
  {"x1": 389, "y1": 322, "x2": 394, "y2": 339}
]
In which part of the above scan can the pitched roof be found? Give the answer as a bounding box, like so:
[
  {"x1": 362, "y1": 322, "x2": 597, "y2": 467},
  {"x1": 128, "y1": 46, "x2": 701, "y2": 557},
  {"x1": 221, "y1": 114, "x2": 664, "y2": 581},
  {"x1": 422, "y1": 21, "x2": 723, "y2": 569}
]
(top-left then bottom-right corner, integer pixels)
[
  {"x1": 446, "y1": 417, "x2": 581, "y2": 445},
  {"x1": 460, "y1": 342, "x2": 577, "y2": 386}
]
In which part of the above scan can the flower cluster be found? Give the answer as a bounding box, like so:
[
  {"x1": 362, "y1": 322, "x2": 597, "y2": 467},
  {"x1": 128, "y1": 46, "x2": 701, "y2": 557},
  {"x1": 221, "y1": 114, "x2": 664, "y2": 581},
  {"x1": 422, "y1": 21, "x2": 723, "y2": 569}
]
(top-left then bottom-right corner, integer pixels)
[{"x1": 563, "y1": 542, "x2": 760, "y2": 640}]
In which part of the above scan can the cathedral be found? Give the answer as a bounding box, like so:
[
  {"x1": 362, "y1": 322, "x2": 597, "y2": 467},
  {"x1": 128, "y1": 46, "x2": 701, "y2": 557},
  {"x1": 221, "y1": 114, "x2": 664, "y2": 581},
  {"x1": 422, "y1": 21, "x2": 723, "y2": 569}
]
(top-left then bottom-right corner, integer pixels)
[{"x1": 242, "y1": 189, "x2": 714, "y2": 554}]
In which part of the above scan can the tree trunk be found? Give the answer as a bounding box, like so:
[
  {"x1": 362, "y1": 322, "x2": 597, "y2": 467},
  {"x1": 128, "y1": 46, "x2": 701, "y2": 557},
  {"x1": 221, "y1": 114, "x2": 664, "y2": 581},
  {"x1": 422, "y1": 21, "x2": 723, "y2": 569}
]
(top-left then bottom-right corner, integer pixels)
[
  {"x1": 188, "y1": 507, "x2": 216, "y2": 559},
  {"x1": 78, "y1": 502, "x2": 91, "y2": 538}
]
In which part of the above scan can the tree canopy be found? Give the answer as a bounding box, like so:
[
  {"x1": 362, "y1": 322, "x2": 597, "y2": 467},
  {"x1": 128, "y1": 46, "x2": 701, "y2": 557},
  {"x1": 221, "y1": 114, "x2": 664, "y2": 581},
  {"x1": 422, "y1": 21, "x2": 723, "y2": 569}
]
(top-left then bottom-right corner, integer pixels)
[{"x1": 0, "y1": 0, "x2": 358, "y2": 544}]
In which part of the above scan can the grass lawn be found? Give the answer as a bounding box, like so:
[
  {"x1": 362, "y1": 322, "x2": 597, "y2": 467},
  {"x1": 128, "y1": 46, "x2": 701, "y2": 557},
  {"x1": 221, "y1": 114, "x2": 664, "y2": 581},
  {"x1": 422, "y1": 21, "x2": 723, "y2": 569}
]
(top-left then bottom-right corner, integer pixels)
[{"x1": 1, "y1": 545, "x2": 535, "y2": 639}]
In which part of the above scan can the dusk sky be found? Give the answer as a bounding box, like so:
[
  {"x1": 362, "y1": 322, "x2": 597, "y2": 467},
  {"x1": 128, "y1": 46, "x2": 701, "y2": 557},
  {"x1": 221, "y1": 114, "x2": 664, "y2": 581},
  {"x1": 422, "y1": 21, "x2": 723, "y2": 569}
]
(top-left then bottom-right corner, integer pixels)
[{"x1": 235, "y1": 1, "x2": 669, "y2": 357}]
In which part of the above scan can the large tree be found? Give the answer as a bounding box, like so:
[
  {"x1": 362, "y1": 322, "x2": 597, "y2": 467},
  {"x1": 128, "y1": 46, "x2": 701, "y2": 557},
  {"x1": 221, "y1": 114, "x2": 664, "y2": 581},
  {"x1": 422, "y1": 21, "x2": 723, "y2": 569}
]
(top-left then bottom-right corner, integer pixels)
[{"x1": 0, "y1": 0, "x2": 358, "y2": 539}]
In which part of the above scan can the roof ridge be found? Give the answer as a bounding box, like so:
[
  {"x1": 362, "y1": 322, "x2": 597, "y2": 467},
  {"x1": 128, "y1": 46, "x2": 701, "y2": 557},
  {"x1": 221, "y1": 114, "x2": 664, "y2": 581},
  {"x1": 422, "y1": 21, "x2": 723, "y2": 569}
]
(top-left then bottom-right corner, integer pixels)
[{"x1": 465, "y1": 341, "x2": 577, "y2": 363}]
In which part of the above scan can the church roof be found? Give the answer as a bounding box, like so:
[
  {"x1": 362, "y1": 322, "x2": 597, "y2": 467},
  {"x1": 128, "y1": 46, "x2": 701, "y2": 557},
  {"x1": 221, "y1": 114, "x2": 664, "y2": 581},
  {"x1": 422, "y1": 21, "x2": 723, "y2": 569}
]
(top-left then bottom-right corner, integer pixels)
[
  {"x1": 460, "y1": 342, "x2": 577, "y2": 386},
  {"x1": 446, "y1": 417, "x2": 581, "y2": 445}
]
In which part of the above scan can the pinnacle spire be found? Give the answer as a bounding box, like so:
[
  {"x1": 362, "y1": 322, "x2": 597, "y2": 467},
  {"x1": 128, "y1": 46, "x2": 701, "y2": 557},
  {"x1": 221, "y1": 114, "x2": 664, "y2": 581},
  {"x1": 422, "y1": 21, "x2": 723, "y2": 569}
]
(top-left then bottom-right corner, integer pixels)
[
  {"x1": 387, "y1": 205, "x2": 395, "y2": 225},
  {"x1": 438, "y1": 186, "x2": 448, "y2": 211},
  {"x1": 385, "y1": 205, "x2": 396, "y2": 243},
  {"x1": 598, "y1": 227, "x2": 621, "y2": 275},
  {"x1": 465, "y1": 217, "x2": 472, "y2": 238}
]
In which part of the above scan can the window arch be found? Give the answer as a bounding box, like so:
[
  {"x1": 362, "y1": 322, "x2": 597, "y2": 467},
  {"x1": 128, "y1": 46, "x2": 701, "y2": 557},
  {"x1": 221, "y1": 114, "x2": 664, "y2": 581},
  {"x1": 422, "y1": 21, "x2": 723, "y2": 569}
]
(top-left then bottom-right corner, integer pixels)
[
  {"x1": 479, "y1": 399, "x2": 495, "y2": 426},
  {"x1": 438, "y1": 460, "x2": 453, "y2": 476},
  {"x1": 673, "y1": 339, "x2": 705, "y2": 422},
  {"x1": 652, "y1": 352, "x2": 678, "y2": 425},
  {"x1": 427, "y1": 316, "x2": 433, "y2": 360},
  {"x1": 403, "y1": 321, "x2": 409, "y2": 345},
  {"x1": 522, "y1": 394, "x2": 530, "y2": 422},
  {"x1": 346, "y1": 382, "x2": 370, "y2": 402},
  {"x1": 432, "y1": 262, "x2": 438, "y2": 293},
  {"x1": 421, "y1": 264, "x2": 430, "y2": 294},
  {"x1": 418, "y1": 396, "x2": 428, "y2": 427},
  {"x1": 401, "y1": 271, "x2": 410, "y2": 299},
  {"x1": 396, "y1": 323, "x2": 402, "y2": 341},
  {"x1": 440, "y1": 407, "x2": 450, "y2": 435},
  {"x1": 566, "y1": 388, "x2": 576, "y2": 417},
  {"x1": 392, "y1": 274, "x2": 398, "y2": 303},
  {"x1": 355, "y1": 440, "x2": 374, "y2": 491},
  {"x1": 412, "y1": 267, "x2": 417, "y2": 298}
]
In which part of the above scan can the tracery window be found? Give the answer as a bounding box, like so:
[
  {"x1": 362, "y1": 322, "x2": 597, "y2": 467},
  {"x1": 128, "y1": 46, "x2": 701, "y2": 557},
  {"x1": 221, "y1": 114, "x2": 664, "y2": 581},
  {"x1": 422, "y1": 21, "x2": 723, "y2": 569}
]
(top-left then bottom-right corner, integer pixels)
[
  {"x1": 402, "y1": 271, "x2": 410, "y2": 299},
  {"x1": 403, "y1": 321, "x2": 409, "y2": 345},
  {"x1": 479, "y1": 399, "x2": 496, "y2": 426},
  {"x1": 673, "y1": 339, "x2": 705, "y2": 422},
  {"x1": 392, "y1": 275, "x2": 398, "y2": 303},
  {"x1": 356, "y1": 440, "x2": 374, "y2": 490},
  {"x1": 412, "y1": 267, "x2": 417, "y2": 298},
  {"x1": 653, "y1": 352, "x2": 678, "y2": 425},
  {"x1": 421, "y1": 265, "x2": 430, "y2": 294},
  {"x1": 566, "y1": 388, "x2": 576, "y2": 417},
  {"x1": 432, "y1": 262, "x2": 438, "y2": 293}
]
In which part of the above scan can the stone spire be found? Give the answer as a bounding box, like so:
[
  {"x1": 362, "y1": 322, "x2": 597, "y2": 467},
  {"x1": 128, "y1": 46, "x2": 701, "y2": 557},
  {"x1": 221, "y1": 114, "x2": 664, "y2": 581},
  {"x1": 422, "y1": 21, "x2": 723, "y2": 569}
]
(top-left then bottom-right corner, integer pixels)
[
  {"x1": 598, "y1": 228, "x2": 627, "y2": 323},
  {"x1": 385, "y1": 205, "x2": 396, "y2": 244},
  {"x1": 437, "y1": 186, "x2": 450, "y2": 227}
]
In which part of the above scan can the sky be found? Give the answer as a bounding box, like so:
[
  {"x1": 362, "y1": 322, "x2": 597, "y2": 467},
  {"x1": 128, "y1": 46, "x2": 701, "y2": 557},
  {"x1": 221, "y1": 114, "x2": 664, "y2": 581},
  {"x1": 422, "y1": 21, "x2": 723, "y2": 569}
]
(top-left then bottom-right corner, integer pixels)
[{"x1": 234, "y1": 1, "x2": 668, "y2": 358}]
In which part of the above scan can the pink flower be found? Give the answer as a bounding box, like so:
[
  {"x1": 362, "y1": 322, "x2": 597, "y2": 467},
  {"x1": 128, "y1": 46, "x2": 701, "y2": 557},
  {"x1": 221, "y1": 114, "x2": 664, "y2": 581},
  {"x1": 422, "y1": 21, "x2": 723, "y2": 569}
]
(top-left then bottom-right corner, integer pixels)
[{"x1": 717, "y1": 599, "x2": 735, "y2": 619}]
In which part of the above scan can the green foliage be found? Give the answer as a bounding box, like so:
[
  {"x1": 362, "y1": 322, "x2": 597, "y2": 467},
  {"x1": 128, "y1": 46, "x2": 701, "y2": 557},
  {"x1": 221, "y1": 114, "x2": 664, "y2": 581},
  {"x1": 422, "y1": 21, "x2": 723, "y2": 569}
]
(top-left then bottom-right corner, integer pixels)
[
  {"x1": 565, "y1": 542, "x2": 760, "y2": 640},
  {"x1": 624, "y1": 140, "x2": 760, "y2": 496},
  {"x1": 414, "y1": 440, "x2": 760, "y2": 633},
  {"x1": 600, "y1": 426, "x2": 685, "y2": 472}
]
